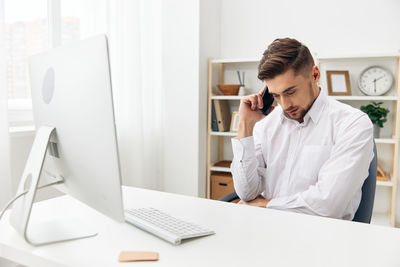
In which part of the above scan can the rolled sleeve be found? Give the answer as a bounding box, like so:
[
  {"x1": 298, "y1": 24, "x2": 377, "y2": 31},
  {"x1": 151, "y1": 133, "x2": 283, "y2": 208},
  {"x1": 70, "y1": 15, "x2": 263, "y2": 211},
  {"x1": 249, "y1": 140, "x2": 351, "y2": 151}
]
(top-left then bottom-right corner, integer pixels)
[
  {"x1": 231, "y1": 135, "x2": 266, "y2": 201},
  {"x1": 231, "y1": 136, "x2": 256, "y2": 161}
]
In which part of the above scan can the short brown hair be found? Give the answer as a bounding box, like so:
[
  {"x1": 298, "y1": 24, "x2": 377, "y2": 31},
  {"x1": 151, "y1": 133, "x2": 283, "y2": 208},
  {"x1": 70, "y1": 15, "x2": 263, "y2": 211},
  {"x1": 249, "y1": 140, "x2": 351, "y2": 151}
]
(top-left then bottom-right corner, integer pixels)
[{"x1": 257, "y1": 38, "x2": 314, "y2": 81}]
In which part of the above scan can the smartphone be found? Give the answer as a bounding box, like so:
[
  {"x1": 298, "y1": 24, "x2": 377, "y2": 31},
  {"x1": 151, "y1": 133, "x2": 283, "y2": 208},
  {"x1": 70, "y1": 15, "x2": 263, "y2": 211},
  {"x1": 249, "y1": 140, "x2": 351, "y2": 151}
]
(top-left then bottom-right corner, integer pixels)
[{"x1": 260, "y1": 87, "x2": 274, "y2": 115}]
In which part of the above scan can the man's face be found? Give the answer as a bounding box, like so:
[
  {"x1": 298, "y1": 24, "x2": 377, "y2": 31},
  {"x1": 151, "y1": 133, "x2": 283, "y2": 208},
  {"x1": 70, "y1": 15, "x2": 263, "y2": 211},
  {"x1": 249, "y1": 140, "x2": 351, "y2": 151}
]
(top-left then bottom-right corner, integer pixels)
[{"x1": 266, "y1": 66, "x2": 320, "y2": 123}]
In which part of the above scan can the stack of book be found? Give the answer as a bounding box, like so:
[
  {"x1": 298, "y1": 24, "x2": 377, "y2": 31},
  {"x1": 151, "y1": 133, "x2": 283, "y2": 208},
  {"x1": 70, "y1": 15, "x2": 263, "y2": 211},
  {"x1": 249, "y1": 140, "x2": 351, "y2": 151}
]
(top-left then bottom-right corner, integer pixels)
[{"x1": 211, "y1": 100, "x2": 231, "y2": 132}]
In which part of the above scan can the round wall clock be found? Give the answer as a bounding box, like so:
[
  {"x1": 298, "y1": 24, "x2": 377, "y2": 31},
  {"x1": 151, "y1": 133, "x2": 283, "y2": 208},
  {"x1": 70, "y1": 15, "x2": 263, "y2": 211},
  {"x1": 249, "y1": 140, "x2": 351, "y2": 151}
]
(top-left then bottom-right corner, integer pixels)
[{"x1": 358, "y1": 66, "x2": 393, "y2": 96}]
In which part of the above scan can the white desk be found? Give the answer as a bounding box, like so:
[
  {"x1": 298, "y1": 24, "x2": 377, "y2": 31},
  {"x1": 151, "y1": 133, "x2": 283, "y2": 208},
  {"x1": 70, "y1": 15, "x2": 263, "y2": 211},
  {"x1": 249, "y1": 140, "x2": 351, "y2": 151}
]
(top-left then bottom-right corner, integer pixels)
[{"x1": 1, "y1": 186, "x2": 400, "y2": 267}]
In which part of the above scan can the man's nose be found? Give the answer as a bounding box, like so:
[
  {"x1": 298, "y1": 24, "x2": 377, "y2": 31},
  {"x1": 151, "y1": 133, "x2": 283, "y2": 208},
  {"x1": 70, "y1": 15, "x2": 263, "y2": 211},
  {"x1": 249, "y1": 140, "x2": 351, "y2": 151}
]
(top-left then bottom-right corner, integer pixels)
[{"x1": 280, "y1": 97, "x2": 292, "y2": 110}]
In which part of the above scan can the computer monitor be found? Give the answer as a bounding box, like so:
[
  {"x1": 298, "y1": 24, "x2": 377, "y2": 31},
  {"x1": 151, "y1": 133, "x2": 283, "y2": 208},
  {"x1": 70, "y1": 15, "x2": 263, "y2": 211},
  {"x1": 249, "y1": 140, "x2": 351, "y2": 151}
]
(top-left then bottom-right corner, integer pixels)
[{"x1": 9, "y1": 35, "x2": 125, "y2": 245}]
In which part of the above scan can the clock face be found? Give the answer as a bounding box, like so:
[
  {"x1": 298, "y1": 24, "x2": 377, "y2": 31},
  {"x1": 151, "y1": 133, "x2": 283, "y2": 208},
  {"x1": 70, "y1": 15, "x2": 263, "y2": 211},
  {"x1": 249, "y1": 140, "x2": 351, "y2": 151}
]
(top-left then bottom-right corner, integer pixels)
[{"x1": 358, "y1": 66, "x2": 393, "y2": 96}]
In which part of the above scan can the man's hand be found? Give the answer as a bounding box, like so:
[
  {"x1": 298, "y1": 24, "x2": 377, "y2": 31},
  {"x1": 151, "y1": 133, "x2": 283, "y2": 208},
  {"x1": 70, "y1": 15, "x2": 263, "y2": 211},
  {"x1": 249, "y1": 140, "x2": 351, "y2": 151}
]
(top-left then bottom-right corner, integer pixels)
[
  {"x1": 238, "y1": 195, "x2": 271, "y2": 208},
  {"x1": 237, "y1": 85, "x2": 272, "y2": 139}
]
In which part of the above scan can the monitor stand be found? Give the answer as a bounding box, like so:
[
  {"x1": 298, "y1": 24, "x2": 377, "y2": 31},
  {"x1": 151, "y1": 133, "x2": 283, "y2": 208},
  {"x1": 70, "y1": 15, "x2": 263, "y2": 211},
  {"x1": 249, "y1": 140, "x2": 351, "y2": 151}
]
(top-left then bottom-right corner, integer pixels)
[{"x1": 9, "y1": 126, "x2": 97, "y2": 246}]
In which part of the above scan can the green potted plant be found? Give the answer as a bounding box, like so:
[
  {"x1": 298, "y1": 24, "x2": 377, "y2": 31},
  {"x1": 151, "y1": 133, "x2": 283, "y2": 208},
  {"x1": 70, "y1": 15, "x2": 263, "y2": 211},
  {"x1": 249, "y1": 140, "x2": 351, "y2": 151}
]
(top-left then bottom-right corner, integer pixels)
[{"x1": 360, "y1": 101, "x2": 389, "y2": 138}]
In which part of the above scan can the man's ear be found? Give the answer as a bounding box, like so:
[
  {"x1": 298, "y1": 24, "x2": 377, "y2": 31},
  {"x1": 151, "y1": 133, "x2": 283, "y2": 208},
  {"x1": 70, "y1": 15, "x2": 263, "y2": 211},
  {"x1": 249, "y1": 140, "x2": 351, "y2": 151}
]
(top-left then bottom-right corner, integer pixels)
[{"x1": 311, "y1": 65, "x2": 320, "y2": 83}]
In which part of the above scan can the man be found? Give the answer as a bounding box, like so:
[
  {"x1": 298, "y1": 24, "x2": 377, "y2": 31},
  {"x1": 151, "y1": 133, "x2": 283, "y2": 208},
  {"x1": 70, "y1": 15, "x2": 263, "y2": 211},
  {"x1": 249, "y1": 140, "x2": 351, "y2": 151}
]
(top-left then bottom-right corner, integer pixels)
[{"x1": 231, "y1": 38, "x2": 374, "y2": 220}]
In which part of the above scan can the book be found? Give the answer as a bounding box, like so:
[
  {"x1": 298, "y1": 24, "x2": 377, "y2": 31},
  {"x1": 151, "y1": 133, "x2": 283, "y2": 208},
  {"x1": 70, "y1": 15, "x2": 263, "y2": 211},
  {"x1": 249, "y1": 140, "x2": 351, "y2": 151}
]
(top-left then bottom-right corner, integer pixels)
[
  {"x1": 211, "y1": 101, "x2": 218, "y2": 131},
  {"x1": 214, "y1": 100, "x2": 231, "y2": 132}
]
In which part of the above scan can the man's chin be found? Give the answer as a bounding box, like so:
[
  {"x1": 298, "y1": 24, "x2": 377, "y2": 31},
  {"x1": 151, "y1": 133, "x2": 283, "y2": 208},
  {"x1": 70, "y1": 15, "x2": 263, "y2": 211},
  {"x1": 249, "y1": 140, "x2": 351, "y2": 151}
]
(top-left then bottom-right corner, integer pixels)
[
  {"x1": 284, "y1": 112, "x2": 298, "y2": 119},
  {"x1": 289, "y1": 115, "x2": 300, "y2": 120},
  {"x1": 284, "y1": 111, "x2": 305, "y2": 121}
]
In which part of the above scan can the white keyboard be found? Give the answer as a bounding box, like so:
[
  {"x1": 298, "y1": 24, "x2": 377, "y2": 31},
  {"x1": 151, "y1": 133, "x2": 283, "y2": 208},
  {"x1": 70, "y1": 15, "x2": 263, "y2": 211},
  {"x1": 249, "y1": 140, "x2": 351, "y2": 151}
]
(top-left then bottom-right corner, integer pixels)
[{"x1": 124, "y1": 208, "x2": 215, "y2": 245}]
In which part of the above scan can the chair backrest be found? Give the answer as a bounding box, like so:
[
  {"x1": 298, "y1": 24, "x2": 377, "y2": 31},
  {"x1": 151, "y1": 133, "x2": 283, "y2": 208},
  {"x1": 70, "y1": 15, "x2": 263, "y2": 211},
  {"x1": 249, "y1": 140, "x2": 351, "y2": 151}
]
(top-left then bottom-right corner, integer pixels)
[{"x1": 352, "y1": 142, "x2": 377, "y2": 223}]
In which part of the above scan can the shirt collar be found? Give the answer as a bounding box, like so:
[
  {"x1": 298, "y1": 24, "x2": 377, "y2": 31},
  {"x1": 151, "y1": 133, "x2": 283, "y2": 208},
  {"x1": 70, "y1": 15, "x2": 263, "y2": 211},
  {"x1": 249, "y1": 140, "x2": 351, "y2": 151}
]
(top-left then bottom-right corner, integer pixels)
[
  {"x1": 306, "y1": 89, "x2": 327, "y2": 124},
  {"x1": 279, "y1": 88, "x2": 327, "y2": 125}
]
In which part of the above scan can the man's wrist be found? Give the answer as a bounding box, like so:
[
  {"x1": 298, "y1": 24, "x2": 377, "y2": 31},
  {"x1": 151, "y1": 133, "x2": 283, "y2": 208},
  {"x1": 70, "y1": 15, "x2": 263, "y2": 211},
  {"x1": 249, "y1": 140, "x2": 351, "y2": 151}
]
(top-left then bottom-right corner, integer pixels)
[
  {"x1": 237, "y1": 119, "x2": 256, "y2": 139},
  {"x1": 238, "y1": 196, "x2": 271, "y2": 208}
]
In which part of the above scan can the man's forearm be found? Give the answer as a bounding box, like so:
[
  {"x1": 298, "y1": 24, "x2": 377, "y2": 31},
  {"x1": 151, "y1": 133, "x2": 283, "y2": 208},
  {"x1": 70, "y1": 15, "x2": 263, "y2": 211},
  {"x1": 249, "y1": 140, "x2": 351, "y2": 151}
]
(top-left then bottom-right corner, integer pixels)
[{"x1": 237, "y1": 120, "x2": 256, "y2": 139}]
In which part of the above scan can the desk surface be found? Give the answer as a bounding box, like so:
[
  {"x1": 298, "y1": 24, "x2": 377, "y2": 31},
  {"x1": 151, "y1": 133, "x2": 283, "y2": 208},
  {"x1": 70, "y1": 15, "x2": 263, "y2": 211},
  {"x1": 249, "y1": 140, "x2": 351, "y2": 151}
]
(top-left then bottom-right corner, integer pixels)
[{"x1": 1, "y1": 186, "x2": 400, "y2": 267}]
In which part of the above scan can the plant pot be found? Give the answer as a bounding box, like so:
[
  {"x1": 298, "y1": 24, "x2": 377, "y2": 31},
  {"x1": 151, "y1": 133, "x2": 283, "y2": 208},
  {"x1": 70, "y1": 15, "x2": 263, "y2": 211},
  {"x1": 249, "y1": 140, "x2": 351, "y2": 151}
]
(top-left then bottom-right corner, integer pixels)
[
  {"x1": 373, "y1": 124, "x2": 380, "y2": 138},
  {"x1": 238, "y1": 85, "x2": 246, "y2": 96}
]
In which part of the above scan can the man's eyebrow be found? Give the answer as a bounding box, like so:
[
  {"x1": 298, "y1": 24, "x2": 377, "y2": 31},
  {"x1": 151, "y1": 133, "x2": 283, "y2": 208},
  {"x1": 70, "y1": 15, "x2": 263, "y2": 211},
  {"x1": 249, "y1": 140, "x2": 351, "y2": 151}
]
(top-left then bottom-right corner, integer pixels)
[{"x1": 270, "y1": 86, "x2": 297, "y2": 95}]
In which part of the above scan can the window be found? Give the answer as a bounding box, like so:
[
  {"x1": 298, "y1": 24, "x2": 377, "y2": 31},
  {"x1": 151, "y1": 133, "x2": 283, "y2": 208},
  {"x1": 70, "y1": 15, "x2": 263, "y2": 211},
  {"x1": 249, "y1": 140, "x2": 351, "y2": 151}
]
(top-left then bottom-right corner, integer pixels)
[
  {"x1": 60, "y1": 0, "x2": 107, "y2": 46},
  {"x1": 61, "y1": 0, "x2": 81, "y2": 44}
]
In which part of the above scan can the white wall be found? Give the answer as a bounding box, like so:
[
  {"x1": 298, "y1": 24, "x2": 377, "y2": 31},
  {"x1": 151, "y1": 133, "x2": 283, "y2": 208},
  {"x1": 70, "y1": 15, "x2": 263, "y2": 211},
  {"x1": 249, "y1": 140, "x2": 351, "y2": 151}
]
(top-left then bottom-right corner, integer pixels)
[
  {"x1": 199, "y1": 0, "x2": 222, "y2": 197},
  {"x1": 161, "y1": 0, "x2": 222, "y2": 197},
  {"x1": 220, "y1": 0, "x2": 400, "y2": 59},
  {"x1": 161, "y1": 0, "x2": 201, "y2": 196}
]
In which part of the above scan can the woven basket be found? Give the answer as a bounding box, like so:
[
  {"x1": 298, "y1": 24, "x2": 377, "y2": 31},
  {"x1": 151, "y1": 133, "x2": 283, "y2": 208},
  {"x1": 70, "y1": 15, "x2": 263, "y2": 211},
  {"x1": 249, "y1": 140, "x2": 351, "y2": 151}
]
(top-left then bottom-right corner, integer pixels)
[{"x1": 217, "y1": 84, "x2": 240, "y2": 96}]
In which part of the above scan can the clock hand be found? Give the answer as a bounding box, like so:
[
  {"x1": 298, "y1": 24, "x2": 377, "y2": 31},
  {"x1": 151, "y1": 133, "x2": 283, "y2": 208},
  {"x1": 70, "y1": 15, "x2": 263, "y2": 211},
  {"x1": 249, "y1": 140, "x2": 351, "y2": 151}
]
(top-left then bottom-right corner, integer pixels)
[
  {"x1": 373, "y1": 78, "x2": 376, "y2": 93},
  {"x1": 375, "y1": 75, "x2": 385, "y2": 81}
]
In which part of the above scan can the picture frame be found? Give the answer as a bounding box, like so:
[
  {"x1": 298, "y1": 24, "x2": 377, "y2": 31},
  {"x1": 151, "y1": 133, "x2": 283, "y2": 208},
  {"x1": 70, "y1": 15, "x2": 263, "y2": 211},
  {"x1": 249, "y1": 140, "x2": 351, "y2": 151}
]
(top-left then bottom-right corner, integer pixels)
[
  {"x1": 230, "y1": 112, "x2": 240, "y2": 132},
  {"x1": 326, "y1": 70, "x2": 352, "y2": 96}
]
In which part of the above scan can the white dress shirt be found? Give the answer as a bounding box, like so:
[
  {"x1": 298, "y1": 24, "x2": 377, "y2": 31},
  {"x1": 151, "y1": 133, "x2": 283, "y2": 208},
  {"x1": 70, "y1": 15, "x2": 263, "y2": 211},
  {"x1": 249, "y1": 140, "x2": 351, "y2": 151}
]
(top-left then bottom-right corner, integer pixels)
[{"x1": 231, "y1": 90, "x2": 374, "y2": 220}]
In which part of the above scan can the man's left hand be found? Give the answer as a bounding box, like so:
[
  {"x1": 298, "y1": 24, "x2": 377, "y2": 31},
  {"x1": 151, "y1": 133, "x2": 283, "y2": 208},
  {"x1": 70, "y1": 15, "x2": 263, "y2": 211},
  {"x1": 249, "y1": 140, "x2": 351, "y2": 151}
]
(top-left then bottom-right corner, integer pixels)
[{"x1": 238, "y1": 196, "x2": 271, "y2": 208}]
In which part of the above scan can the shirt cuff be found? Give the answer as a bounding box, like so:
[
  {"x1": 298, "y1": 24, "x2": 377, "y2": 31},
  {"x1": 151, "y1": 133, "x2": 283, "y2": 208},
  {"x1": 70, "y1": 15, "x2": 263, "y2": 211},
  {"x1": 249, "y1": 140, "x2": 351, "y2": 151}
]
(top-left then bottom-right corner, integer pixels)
[
  {"x1": 266, "y1": 193, "x2": 301, "y2": 209},
  {"x1": 231, "y1": 136, "x2": 256, "y2": 161}
]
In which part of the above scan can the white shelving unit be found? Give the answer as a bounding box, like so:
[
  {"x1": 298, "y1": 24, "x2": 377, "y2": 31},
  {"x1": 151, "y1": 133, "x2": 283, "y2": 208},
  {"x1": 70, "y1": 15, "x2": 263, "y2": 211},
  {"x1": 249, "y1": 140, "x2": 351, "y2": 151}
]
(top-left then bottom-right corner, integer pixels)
[
  {"x1": 316, "y1": 53, "x2": 400, "y2": 227},
  {"x1": 207, "y1": 53, "x2": 400, "y2": 227}
]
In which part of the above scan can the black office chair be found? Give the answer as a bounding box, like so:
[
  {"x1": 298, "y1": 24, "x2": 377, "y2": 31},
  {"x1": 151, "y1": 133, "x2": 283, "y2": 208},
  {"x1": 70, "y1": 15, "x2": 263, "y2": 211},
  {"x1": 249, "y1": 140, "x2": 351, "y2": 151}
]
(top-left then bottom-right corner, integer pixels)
[{"x1": 220, "y1": 143, "x2": 377, "y2": 224}]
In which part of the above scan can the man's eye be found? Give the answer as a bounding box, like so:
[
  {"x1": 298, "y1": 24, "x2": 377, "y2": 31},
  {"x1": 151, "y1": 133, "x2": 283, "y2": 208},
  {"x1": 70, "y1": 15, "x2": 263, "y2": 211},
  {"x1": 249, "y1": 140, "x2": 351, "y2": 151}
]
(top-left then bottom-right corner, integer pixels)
[{"x1": 286, "y1": 90, "x2": 296, "y2": 96}]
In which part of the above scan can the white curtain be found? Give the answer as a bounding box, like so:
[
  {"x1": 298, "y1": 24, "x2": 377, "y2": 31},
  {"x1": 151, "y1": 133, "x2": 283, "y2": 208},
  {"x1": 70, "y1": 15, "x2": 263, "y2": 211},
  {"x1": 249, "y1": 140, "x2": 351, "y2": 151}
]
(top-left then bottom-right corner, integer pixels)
[
  {"x1": 0, "y1": 0, "x2": 12, "y2": 207},
  {"x1": 107, "y1": 0, "x2": 165, "y2": 190}
]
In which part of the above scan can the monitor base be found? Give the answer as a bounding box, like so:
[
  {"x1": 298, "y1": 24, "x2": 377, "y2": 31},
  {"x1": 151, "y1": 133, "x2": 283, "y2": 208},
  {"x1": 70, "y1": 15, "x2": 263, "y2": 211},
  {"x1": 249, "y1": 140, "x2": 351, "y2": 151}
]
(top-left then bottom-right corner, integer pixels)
[
  {"x1": 9, "y1": 126, "x2": 98, "y2": 246},
  {"x1": 26, "y1": 218, "x2": 97, "y2": 246}
]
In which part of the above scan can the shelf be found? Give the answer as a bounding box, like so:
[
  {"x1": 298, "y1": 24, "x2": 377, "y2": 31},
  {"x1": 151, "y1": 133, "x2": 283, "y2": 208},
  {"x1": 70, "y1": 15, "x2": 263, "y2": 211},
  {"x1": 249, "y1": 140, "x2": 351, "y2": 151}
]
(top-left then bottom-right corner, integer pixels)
[
  {"x1": 333, "y1": 96, "x2": 399, "y2": 101},
  {"x1": 375, "y1": 138, "x2": 397, "y2": 144},
  {"x1": 316, "y1": 52, "x2": 399, "y2": 60},
  {"x1": 210, "y1": 166, "x2": 231, "y2": 172},
  {"x1": 211, "y1": 58, "x2": 258, "y2": 64},
  {"x1": 211, "y1": 95, "x2": 243, "y2": 100},
  {"x1": 210, "y1": 131, "x2": 238, "y2": 137},
  {"x1": 377, "y1": 180, "x2": 394, "y2": 187},
  {"x1": 371, "y1": 212, "x2": 391, "y2": 227}
]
